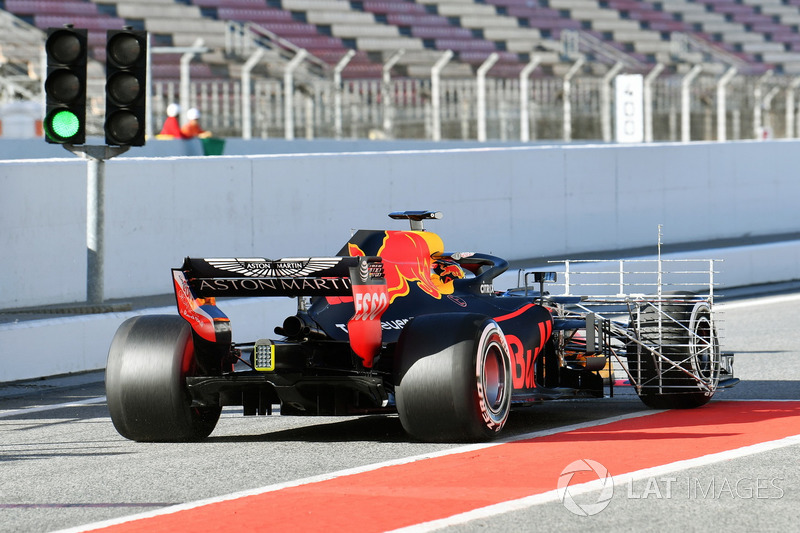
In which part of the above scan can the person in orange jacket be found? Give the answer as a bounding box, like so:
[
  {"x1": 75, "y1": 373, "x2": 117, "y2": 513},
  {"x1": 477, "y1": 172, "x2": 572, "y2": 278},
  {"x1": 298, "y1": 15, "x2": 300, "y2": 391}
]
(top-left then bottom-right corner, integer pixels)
[{"x1": 181, "y1": 107, "x2": 212, "y2": 139}]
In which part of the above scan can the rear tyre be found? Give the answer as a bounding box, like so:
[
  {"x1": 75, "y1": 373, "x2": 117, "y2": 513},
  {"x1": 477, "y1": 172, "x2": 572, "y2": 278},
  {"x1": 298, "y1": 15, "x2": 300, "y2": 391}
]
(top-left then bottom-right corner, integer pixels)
[
  {"x1": 395, "y1": 314, "x2": 512, "y2": 442},
  {"x1": 628, "y1": 293, "x2": 720, "y2": 409},
  {"x1": 106, "y1": 315, "x2": 222, "y2": 442}
]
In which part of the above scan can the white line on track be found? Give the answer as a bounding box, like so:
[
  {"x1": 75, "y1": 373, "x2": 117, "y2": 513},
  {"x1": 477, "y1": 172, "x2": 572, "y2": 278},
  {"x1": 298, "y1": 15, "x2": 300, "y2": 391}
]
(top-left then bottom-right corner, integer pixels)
[
  {"x1": 719, "y1": 292, "x2": 800, "y2": 310},
  {"x1": 0, "y1": 396, "x2": 106, "y2": 419}
]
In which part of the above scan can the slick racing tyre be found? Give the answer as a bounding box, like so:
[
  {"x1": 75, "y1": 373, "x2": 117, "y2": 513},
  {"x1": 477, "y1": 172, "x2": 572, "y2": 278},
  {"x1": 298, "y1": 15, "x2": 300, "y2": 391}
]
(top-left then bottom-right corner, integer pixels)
[
  {"x1": 628, "y1": 293, "x2": 720, "y2": 409},
  {"x1": 106, "y1": 315, "x2": 222, "y2": 442},
  {"x1": 395, "y1": 314, "x2": 512, "y2": 442}
]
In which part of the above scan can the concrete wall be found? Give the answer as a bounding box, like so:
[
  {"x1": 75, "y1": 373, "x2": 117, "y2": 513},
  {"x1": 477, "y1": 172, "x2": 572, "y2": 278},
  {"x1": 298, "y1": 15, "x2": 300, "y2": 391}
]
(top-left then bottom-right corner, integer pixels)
[
  {"x1": 0, "y1": 297, "x2": 295, "y2": 383},
  {"x1": 1, "y1": 159, "x2": 87, "y2": 306},
  {"x1": 3, "y1": 140, "x2": 800, "y2": 310}
]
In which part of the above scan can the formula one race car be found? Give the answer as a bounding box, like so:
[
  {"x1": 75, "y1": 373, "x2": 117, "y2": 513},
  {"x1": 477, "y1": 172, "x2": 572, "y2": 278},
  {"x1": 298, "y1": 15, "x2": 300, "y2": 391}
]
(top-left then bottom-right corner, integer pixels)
[{"x1": 106, "y1": 211, "x2": 737, "y2": 443}]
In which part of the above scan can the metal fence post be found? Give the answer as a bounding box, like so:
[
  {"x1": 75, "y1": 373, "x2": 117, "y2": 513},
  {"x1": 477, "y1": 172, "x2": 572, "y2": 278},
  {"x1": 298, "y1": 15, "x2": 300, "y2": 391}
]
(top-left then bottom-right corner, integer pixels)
[
  {"x1": 681, "y1": 64, "x2": 702, "y2": 142},
  {"x1": 753, "y1": 69, "x2": 773, "y2": 139},
  {"x1": 519, "y1": 55, "x2": 541, "y2": 142},
  {"x1": 334, "y1": 50, "x2": 355, "y2": 139},
  {"x1": 241, "y1": 49, "x2": 264, "y2": 140},
  {"x1": 786, "y1": 77, "x2": 800, "y2": 138},
  {"x1": 284, "y1": 49, "x2": 308, "y2": 140},
  {"x1": 601, "y1": 62, "x2": 624, "y2": 142},
  {"x1": 179, "y1": 39, "x2": 204, "y2": 125},
  {"x1": 644, "y1": 63, "x2": 664, "y2": 142},
  {"x1": 762, "y1": 85, "x2": 780, "y2": 137},
  {"x1": 562, "y1": 57, "x2": 585, "y2": 142},
  {"x1": 151, "y1": 42, "x2": 209, "y2": 136},
  {"x1": 716, "y1": 67, "x2": 737, "y2": 141},
  {"x1": 382, "y1": 50, "x2": 404, "y2": 137},
  {"x1": 431, "y1": 50, "x2": 453, "y2": 141},
  {"x1": 477, "y1": 53, "x2": 498, "y2": 142}
]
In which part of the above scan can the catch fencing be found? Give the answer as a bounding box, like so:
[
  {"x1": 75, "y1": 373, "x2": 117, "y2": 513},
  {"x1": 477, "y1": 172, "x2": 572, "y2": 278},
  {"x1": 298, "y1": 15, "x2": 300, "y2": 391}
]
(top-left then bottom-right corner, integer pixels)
[{"x1": 129, "y1": 72, "x2": 791, "y2": 142}]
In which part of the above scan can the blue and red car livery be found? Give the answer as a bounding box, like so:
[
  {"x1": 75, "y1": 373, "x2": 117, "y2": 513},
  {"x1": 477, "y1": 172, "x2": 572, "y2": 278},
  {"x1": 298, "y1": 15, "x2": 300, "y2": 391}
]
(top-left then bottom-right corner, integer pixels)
[{"x1": 105, "y1": 211, "x2": 734, "y2": 443}]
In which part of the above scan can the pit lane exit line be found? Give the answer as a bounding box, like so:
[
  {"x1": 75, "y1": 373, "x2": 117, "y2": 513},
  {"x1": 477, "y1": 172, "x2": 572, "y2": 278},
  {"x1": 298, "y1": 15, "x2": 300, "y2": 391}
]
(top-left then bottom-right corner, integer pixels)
[
  {"x1": 719, "y1": 292, "x2": 800, "y2": 310},
  {"x1": 0, "y1": 396, "x2": 107, "y2": 419},
  {"x1": 57, "y1": 401, "x2": 800, "y2": 533}
]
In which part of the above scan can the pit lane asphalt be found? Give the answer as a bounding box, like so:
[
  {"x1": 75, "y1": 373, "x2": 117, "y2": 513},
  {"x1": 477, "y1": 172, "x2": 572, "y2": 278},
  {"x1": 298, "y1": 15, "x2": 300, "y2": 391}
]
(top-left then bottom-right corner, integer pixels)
[{"x1": 0, "y1": 288, "x2": 798, "y2": 533}]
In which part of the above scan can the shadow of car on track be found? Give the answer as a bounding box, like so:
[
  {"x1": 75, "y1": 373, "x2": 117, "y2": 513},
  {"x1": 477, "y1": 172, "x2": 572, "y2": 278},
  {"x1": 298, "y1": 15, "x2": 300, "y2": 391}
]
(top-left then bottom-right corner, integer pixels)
[
  {"x1": 204, "y1": 398, "x2": 650, "y2": 444},
  {"x1": 720, "y1": 380, "x2": 800, "y2": 400},
  {"x1": 206, "y1": 414, "x2": 410, "y2": 443},
  {"x1": 202, "y1": 385, "x2": 799, "y2": 444}
]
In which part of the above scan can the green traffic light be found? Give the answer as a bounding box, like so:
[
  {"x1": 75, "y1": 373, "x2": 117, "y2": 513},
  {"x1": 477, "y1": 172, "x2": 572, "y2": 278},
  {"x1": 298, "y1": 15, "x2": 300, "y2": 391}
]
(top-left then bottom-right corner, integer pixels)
[
  {"x1": 44, "y1": 27, "x2": 87, "y2": 145},
  {"x1": 49, "y1": 109, "x2": 80, "y2": 140}
]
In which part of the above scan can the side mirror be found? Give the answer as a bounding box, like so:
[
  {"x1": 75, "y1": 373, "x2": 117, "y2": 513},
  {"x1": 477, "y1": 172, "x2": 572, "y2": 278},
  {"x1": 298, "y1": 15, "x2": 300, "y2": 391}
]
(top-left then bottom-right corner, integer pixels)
[
  {"x1": 533, "y1": 271, "x2": 558, "y2": 283},
  {"x1": 524, "y1": 271, "x2": 558, "y2": 304}
]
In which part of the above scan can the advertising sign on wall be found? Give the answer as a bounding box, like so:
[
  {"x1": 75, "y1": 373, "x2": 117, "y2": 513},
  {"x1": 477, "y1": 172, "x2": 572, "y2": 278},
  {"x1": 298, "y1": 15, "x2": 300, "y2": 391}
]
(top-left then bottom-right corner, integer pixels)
[{"x1": 615, "y1": 74, "x2": 644, "y2": 143}]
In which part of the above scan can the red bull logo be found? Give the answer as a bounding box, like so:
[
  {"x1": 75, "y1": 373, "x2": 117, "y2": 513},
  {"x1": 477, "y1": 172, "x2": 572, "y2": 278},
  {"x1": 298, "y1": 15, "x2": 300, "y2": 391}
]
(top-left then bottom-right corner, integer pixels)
[
  {"x1": 349, "y1": 231, "x2": 461, "y2": 303},
  {"x1": 433, "y1": 260, "x2": 465, "y2": 284}
]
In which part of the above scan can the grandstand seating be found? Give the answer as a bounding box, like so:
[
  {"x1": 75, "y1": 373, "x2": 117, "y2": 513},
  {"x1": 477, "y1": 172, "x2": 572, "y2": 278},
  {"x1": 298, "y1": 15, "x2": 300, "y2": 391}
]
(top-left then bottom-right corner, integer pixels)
[
  {"x1": 5, "y1": 0, "x2": 125, "y2": 51},
  {"x1": 0, "y1": 8, "x2": 48, "y2": 101},
  {"x1": 657, "y1": 0, "x2": 767, "y2": 62},
  {"x1": 6, "y1": 0, "x2": 800, "y2": 81},
  {"x1": 689, "y1": 0, "x2": 800, "y2": 65},
  {"x1": 362, "y1": 0, "x2": 558, "y2": 76},
  {"x1": 292, "y1": 0, "x2": 485, "y2": 77},
  {"x1": 2, "y1": 0, "x2": 232, "y2": 80}
]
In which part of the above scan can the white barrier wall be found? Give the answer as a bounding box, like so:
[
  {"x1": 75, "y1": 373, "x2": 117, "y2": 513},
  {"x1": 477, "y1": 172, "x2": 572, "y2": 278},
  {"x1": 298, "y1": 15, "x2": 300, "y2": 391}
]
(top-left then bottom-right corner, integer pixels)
[
  {"x1": 0, "y1": 297, "x2": 296, "y2": 382},
  {"x1": 1, "y1": 159, "x2": 87, "y2": 306},
  {"x1": 2, "y1": 140, "x2": 800, "y2": 310}
]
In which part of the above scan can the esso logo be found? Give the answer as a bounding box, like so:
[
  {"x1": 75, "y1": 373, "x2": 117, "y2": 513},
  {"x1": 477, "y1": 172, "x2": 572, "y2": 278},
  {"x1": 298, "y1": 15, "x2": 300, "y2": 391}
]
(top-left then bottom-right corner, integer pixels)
[{"x1": 354, "y1": 289, "x2": 389, "y2": 321}]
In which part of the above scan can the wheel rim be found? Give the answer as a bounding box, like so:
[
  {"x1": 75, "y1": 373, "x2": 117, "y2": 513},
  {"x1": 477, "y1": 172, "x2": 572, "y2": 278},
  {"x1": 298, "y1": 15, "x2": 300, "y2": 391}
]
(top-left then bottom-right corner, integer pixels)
[
  {"x1": 477, "y1": 327, "x2": 510, "y2": 428},
  {"x1": 482, "y1": 340, "x2": 505, "y2": 411},
  {"x1": 690, "y1": 311, "x2": 720, "y2": 386}
]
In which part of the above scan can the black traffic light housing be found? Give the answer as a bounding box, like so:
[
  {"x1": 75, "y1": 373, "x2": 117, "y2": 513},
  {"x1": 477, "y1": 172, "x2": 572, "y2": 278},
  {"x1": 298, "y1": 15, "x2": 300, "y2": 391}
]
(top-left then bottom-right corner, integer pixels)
[
  {"x1": 44, "y1": 26, "x2": 87, "y2": 144},
  {"x1": 105, "y1": 29, "x2": 147, "y2": 146}
]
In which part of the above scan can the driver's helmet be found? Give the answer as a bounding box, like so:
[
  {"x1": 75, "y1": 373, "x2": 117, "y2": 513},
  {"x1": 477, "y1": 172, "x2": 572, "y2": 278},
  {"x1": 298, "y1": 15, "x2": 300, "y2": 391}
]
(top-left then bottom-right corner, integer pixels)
[{"x1": 432, "y1": 258, "x2": 465, "y2": 285}]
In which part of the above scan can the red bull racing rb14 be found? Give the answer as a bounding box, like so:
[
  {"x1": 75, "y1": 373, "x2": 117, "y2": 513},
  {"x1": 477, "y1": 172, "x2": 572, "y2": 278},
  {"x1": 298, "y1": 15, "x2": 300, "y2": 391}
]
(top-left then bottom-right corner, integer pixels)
[{"x1": 106, "y1": 211, "x2": 738, "y2": 442}]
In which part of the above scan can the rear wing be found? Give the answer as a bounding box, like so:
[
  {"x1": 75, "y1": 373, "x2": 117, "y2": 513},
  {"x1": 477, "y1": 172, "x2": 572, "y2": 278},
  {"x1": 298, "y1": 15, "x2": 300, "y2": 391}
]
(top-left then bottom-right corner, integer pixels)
[
  {"x1": 176, "y1": 256, "x2": 384, "y2": 297},
  {"x1": 172, "y1": 256, "x2": 388, "y2": 368}
]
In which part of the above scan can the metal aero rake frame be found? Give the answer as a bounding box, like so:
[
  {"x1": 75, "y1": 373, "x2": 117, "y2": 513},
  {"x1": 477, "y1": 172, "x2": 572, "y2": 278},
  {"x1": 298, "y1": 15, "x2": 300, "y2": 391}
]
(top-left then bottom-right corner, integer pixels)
[{"x1": 518, "y1": 257, "x2": 726, "y2": 397}]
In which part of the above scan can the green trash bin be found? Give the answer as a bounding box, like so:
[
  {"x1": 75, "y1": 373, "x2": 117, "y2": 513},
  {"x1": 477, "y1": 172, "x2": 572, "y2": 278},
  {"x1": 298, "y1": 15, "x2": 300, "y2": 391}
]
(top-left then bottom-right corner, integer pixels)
[{"x1": 201, "y1": 137, "x2": 225, "y2": 156}]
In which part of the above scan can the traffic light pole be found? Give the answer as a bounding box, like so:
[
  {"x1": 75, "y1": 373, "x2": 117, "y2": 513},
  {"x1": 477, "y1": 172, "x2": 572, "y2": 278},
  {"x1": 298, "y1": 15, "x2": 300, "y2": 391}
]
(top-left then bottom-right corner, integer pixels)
[
  {"x1": 44, "y1": 26, "x2": 147, "y2": 304},
  {"x1": 65, "y1": 144, "x2": 130, "y2": 304}
]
